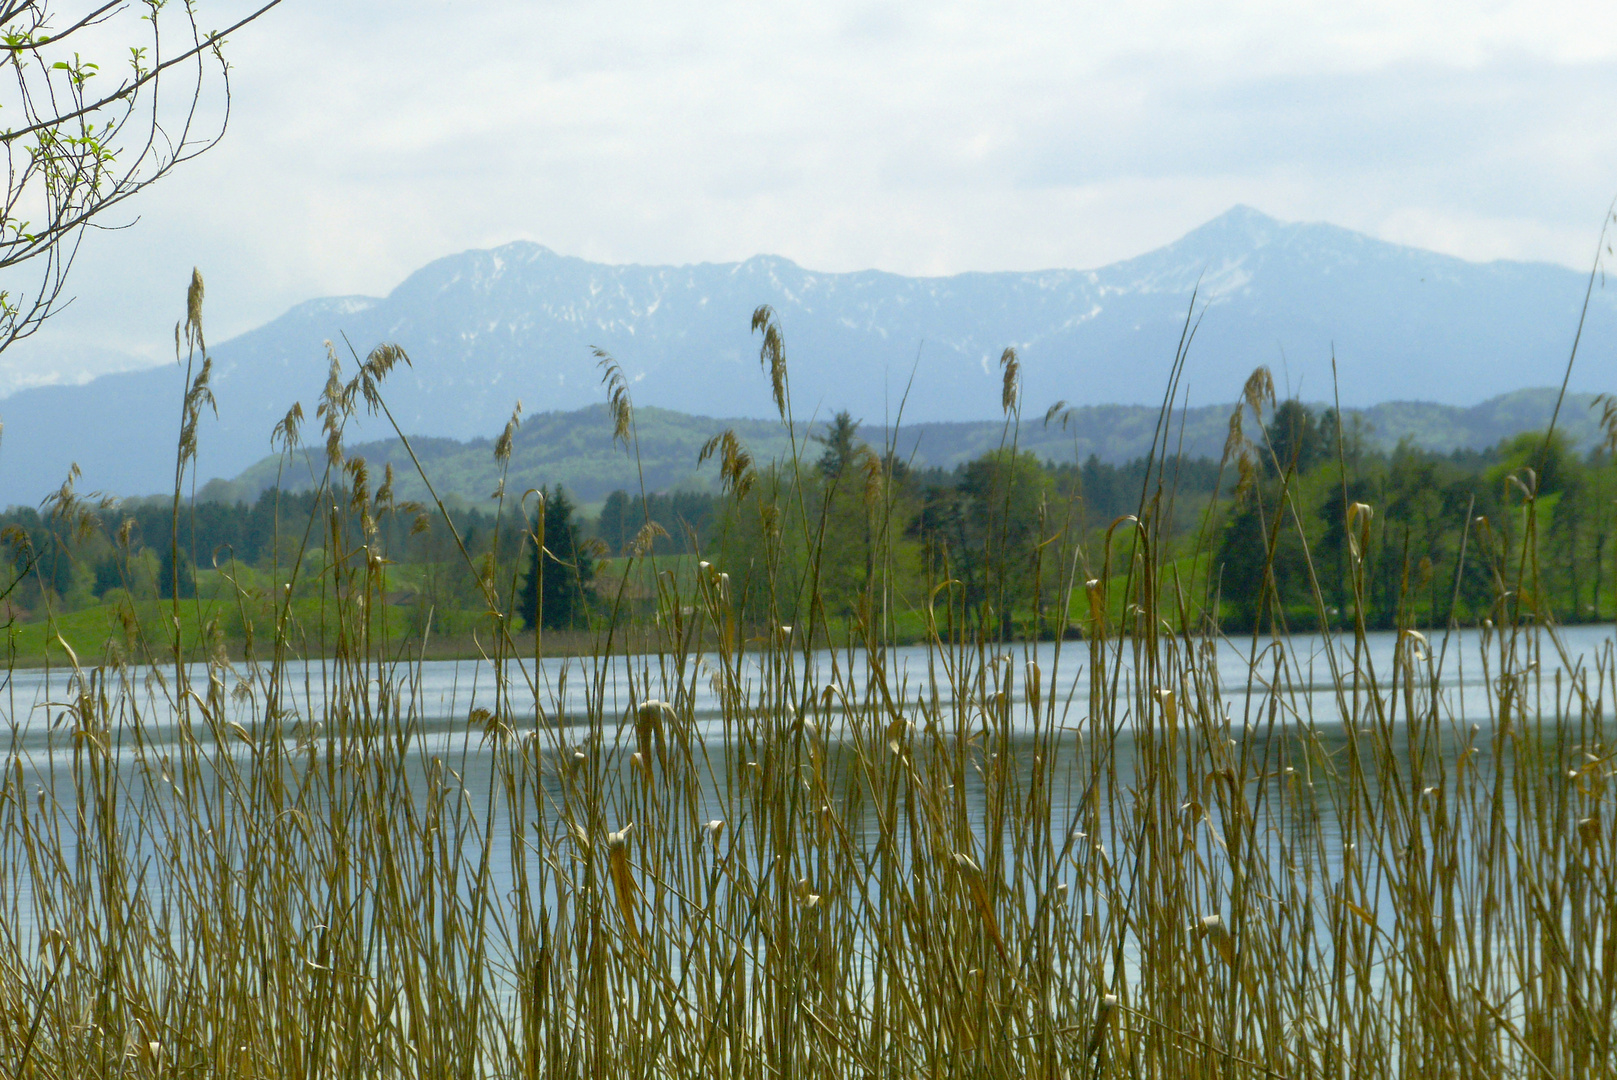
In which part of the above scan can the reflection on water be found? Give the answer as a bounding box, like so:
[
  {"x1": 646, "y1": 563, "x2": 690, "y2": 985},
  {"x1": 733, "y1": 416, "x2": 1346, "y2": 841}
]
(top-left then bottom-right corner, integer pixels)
[{"x1": 7, "y1": 624, "x2": 1614, "y2": 751}]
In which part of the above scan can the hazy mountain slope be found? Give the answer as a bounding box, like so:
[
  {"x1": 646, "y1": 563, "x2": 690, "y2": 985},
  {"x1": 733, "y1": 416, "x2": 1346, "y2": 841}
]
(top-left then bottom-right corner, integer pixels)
[
  {"x1": 204, "y1": 390, "x2": 1607, "y2": 510},
  {"x1": 3, "y1": 206, "x2": 1613, "y2": 506},
  {"x1": 0, "y1": 341, "x2": 154, "y2": 397}
]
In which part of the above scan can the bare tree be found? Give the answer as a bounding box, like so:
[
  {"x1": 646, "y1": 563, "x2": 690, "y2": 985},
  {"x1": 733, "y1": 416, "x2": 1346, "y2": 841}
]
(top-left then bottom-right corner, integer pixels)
[{"x1": 0, "y1": 0, "x2": 283, "y2": 353}]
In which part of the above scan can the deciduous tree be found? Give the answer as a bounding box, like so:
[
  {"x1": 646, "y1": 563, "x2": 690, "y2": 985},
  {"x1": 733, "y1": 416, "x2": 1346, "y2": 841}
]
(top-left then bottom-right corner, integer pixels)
[{"x1": 0, "y1": 0, "x2": 283, "y2": 352}]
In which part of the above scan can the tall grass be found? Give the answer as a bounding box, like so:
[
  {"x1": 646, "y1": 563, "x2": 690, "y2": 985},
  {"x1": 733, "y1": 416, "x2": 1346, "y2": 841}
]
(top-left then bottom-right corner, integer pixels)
[{"x1": 0, "y1": 298, "x2": 1613, "y2": 1080}]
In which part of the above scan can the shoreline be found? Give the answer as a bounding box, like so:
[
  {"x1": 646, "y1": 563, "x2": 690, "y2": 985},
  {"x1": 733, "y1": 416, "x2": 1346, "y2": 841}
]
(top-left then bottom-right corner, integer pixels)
[{"x1": 4, "y1": 617, "x2": 1612, "y2": 675}]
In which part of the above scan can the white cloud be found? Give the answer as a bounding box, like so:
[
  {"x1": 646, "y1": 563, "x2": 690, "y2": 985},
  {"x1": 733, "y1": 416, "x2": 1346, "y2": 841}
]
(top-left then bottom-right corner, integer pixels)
[{"x1": 6, "y1": 0, "x2": 1617, "y2": 385}]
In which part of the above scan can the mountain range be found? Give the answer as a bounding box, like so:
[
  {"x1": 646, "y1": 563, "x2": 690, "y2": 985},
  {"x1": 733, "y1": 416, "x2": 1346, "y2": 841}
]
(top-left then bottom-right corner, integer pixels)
[{"x1": 2, "y1": 205, "x2": 1613, "y2": 506}]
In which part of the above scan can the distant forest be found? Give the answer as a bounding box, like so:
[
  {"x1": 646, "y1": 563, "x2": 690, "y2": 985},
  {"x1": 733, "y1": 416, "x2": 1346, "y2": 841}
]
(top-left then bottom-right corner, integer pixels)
[
  {"x1": 2, "y1": 398, "x2": 1613, "y2": 652},
  {"x1": 204, "y1": 390, "x2": 1612, "y2": 509}
]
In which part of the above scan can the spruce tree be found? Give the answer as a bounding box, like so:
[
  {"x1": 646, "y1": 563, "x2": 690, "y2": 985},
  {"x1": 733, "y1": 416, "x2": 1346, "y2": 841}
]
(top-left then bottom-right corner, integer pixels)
[
  {"x1": 158, "y1": 546, "x2": 196, "y2": 600},
  {"x1": 518, "y1": 486, "x2": 594, "y2": 630}
]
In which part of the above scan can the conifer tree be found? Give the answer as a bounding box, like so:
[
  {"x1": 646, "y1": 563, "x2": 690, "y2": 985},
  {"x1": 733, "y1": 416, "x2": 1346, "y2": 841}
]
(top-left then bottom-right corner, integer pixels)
[{"x1": 518, "y1": 486, "x2": 594, "y2": 630}]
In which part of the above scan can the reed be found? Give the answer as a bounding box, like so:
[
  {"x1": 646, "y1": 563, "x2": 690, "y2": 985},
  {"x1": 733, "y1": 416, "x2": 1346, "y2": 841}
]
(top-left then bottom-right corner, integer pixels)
[{"x1": 0, "y1": 297, "x2": 1612, "y2": 1080}]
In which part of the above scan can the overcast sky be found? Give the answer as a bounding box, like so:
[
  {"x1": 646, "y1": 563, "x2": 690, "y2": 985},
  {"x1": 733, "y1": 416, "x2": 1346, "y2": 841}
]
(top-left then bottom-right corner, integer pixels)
[{"x1": 6, "y1": 0, "x2": 1617, "y2": 389}]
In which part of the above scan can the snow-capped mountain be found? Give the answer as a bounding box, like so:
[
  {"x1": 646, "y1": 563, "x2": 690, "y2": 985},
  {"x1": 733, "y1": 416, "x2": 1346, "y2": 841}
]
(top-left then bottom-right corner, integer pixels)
[{"x1": 2, "y1": 205, "x2": 1612, "y2": 505}]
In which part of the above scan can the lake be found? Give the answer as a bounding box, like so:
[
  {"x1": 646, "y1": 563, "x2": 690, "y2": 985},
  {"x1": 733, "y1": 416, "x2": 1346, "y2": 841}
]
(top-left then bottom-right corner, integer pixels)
[{"x1": 5, "y1": 623, "x2": 1612, "y2": 756}]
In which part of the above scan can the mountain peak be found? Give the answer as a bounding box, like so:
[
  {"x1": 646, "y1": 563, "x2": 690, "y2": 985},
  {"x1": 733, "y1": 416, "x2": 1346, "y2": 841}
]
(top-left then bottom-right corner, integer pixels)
[
  {"x1": 493, "y1": 239, "x2": 560, "y2": 261},
  {"x1": 1173, "y1": 205, "x2": 1287, "y2": 254},
  {"x1": 282, "y1": 294, "x2": 380, "y2": 320},
  {"x1": 736, "y1": 252, "x2": 806, "y2": 274},
  {"x1": 1214, "y1": 204, "x2": 1281, "y2": 228}
]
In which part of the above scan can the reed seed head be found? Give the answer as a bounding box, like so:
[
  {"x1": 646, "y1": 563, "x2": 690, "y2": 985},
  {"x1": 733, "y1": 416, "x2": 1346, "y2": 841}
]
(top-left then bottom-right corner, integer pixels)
[
  {"x1": 999, "y1": 346, "x2": 1020, "y2": 416},
  {"x1": 751, "y1": 305, "x2": 789, "y2": 418},
  {"x1": 494, "y1": 403, "x2": 521, "y2": 464},
  {"x1": 594, "y1": 347, "x2": 633, "y2": 448},
  {"x1": 1578, "y1": 816, "x2": 1600, "y2": 852},
  {"x1": 1241, "y1": 365, "x2": 1275, "y2": 416}
]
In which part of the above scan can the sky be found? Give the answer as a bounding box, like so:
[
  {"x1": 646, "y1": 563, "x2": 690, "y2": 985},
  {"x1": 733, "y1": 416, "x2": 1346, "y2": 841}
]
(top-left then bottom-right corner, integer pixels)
[{"x1": 4, "y1": 0, "x2": 1617, "y2": 392}]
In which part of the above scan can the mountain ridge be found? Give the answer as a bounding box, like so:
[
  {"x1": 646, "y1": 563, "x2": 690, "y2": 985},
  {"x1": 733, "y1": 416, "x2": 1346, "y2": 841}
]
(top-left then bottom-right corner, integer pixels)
[{"x1": 2, "y1": 206, "x2": 1612, "y2": 506}]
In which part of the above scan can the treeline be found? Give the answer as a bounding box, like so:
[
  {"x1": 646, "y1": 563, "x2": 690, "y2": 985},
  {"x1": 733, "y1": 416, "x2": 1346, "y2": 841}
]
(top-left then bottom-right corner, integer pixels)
[
  {"x1": 0, "y1": 486, "x2": 544, "y2": 638},
  {"x1": 4, "y1": 400, "x2": 1613, "y2": 641},
  {"x1": 0, "y1": 434, "x2": 1207, "y2": 630},
  {"x1": 597, "y1": 403, "x2": 1616, "y2": 636},
  {"x1": 1217, "y1": 400, "x2": 1617, "y2": 630},
  {"x1": 580, "y1": 411, "x2": 1226, "y2": 637}
]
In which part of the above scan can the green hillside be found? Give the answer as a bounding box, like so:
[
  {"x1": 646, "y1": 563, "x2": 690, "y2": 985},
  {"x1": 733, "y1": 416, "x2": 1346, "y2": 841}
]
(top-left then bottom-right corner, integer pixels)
[{"x1": 201, "y1": 389, "x2": 1608, "y2": 508}]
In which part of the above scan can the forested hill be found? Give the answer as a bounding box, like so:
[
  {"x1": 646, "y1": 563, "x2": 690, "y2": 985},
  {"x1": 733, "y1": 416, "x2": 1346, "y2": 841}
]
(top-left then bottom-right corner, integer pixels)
[{"x1": 200, "y1": 390, "x2": 1609, "y2": 509}]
